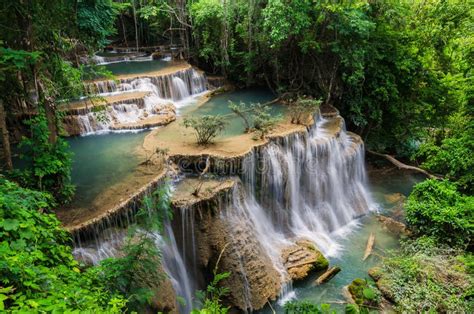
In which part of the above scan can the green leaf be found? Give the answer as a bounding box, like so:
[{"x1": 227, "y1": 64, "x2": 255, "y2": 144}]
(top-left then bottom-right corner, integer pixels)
[
  {"x1": 363, "y1": 288, "x2": 376, "y2": 300},
  {"x1": 2, "y1": 219, "x2": 19, "y2": 231}
]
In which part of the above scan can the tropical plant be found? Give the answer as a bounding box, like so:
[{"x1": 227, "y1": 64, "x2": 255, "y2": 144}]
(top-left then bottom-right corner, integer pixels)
[
  {"x1": 289, "y1": 97, "x2": 322, "y2": 124},
  {"x1": 11, "y1": 111, "x2": 75, "y2": 203},
  {"x1": 0, "y1": 178, "x2": 126, "y2": 312},
  {"x1": 97, "y1": 183, "x2": 172, "y2": 311},
  {"x1": 183, "y1": 115, "x2": 227, "y2": 145},
  {"x1": 284, "y1": 301, "x2": 333, "y2": 314},
  {"x1": 229, "y1": 101, "x2": 281, "y2": 139},
  {"x1": 405, "y1": 179, "x2": 473, "y2": 248}
]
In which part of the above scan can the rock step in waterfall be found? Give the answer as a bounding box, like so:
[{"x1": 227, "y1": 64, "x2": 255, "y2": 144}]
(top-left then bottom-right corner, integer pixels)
[
  {"x1": 71, "y1": 112, "x2": 375, "y2": 312},
  {"x1": 65, "y1": 65, "x2": 208, "y2": 135}
]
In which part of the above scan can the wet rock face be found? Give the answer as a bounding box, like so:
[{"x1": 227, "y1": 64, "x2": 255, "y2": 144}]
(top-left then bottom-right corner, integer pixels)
[
  {"x1": 384, "y1": 192, "x2": 406, "y2": 205},
  {"x1": 376, "y1": 215, "x2": 411, "y2": 236},
  {"x1": 150, "y1": 271, "x2": 179, "y2": 314},
  {"x1": 282, "y1": 239, "x2": 329, "y2": 281},
  {"x1": 193, "y1": 203, "x2": 282, "y2": 311}
]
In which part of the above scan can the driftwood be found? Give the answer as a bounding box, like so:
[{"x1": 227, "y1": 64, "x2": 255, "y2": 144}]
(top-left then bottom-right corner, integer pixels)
[
  {"x1": 367, "y1": 150, "x2": 440, "y2": 179},
  {"x1": 363, "y1": 233, "x2": 375, "y2": 261},
  {"x1": 315, "y1": 266, "x2": 341, "y2": 285}
]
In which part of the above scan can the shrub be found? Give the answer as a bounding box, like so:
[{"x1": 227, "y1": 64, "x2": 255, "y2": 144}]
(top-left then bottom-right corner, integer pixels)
[
  {"x1": 0, "y1": 178, "x2": 125, "y2": 312},
  {"x1": 12, "y1": 110, "x2": 75, "y2": 203},
  {"x1": 284, "y1": 301, "x2": 332, "y2": 314},
  {"x1": 379, "y1": 237, "x2": 472, "y2": 313},
  {"x1": 228, "y1": 101, "x2": 281, "y2": 139},
  {"x1": 289, "y1": 97, "x2": 322, "y2": 124},
  {"x1": 183, "y1": 115, "x2": 227, "y2": 145},
  {"x1": 405, "y1": 179, "x2": 473, "y2": 247}
]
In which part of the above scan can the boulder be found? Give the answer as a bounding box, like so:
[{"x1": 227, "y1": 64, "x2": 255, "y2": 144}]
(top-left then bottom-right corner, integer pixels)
[
  {"x1": 384, "y1": 193, "x2": 405, "y2": 205},
  {"x1": 376, "y1": 215, "x2": 411, "y2": 236},
  {"x1": 150, "y1": 271, "x2": 179, "y2": 313},
  {"x1": 282, "y1": 239, "x2": 329, "y2": 281}
]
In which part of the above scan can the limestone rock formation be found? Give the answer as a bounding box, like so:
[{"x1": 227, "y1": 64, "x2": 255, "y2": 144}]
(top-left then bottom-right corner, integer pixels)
[
  {"x1": 192, "y1": 201, "x2": 282, "y2": 311},
  {"x1": 281, "y1": 239, "x2": 329, "y2": 281},
  {"x1": 150, "y1": 271, "x2": 179, "y2": 314},
  {"x1": 376, "y1": 215, "x2": 411, "y2": 236}
]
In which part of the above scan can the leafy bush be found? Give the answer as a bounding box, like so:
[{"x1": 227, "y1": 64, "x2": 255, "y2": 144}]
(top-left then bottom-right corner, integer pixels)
[
  {"x1": 347, "y1": 278, "x2": 380, "y2": 310},
  {"x1": 12, "y1": 111, "x2": 75, "y2": 203},
  {"x1": 228, "y1": 101, "x2": 281, "y2": 139},
  {"x1": 183, "y1": 115, "x2": 227, "y2": 145},
  {"x1": 414, "y1": 113, "x2": 474, "y2": 193},
  {"x1": 378, "y1": 237, "x2": 473, "y2": 313},
  {"x1": 289, "y1": 97, "x2": 321, "y2": 124},
  {"x1": 405, "y1": 179, "x2": 473, "y2": 247},
  {"x1": 284, "y1": 301, "x2": 333, "y2": 314},
  {"x1": 192, "y1": 272, "x2": 231, "y2": 314},
  {"x1": 97, "y1": 184, "x2": 173, "y2": 311},
  {"x1": 0, "y1": 178, "x2": 125, "y2": 312}
]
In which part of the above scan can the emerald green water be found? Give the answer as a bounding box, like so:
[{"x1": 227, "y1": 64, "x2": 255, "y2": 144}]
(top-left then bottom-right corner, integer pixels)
[
  {"x1": 260, "y1": 171, "x2": 425, "y2": 313},
  {"x1": 68, "y1": 131, "x2": 148, "y2": 207},
  {"x1": 185, "y1": 88, "x2": 286, "y2": 137},
  {"x1": 67, "y1": 88, "x2": 279, "y2": 207}
]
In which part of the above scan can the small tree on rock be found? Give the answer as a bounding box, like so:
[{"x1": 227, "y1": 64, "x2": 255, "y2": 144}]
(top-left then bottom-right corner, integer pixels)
[
  {"x1": 183, "y1": 115, "x2": 227, "y2": 145},
  {"x1": 229, "y1": 101, "x2": 281, "y2": 139},
  {"x1": 289, "y1": 97, "x2": 322, "y2": 124}
]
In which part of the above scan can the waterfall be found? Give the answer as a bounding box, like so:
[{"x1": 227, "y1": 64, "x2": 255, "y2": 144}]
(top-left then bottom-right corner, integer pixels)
[
  {"x1": 72, "y1": 223, "x2": 195, "y2": 313},
  {"x1": 172, "y1": 77, "x2": 190, "y2": 100},
  {"x1": 240, "y1": 115, "x2": 374, "y2": 256},
  {"x1": 212, "y1": 114, "x2": 374, "y2": 308},
  {"x1": 70, "y1": 112, "x2": 375, "y2": 311},
  {"x1": 85, "y1": 67, "x2": 207, "y2": 102}
]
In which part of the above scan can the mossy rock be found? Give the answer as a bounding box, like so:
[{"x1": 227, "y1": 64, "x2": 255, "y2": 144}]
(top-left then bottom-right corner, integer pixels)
[
  {"x1": 282, "y1": 239, "x2": 329, "y2": 281},
  {"x1": 348, "y1": 278, "x2": 380, "y2": 308},
  {"x1": 314, "y1": 253, "x2": 329, "y2": 270},
  {"x1": 368, "y1": 266, "x2": 383, "y2": 281}
]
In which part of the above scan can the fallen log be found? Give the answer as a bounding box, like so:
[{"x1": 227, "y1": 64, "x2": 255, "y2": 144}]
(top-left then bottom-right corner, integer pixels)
[
  {"x1": 363, "y1": 233, "x2": 375, "y2": 261},
  {"x1": 315, "y1": 266, "x2": 341, "y2": 285},
  {"x1": 367, "y1": 150, "x2": 440, "y2": 179}
]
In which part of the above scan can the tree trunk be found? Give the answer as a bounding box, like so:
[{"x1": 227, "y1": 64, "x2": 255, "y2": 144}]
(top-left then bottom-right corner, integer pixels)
[
  {"x1": 0, "y1": 100, "x2": 13, "y2": 170},
  {"x1": 121, "y1": 15, "x2": 128, "y2": 47},
  {"x1": 36, "y1": 77, "x2": 58, "y2": 144},
  {"x1": 132, "y1": 0, "x2": 139, "y2": 51}
]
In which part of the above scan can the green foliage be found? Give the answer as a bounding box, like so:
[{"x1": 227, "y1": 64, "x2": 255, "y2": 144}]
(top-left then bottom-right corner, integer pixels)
[
  {"x1": 284, "y1": 301, "x2": 334, "y2": 314},
  {"x1": 77, "y1": 0, "x2": 118, "y2": 50},
  {"x1": 229, "y1": 101, "x2": 281, "y2": 139},
  {"x1": 414, "y1": 111, "x2": 474, "y2": 193},
  {"x1": 97, "y1": 184, "x2": 172, "y2": 311},
  {"x1": 405, "y1": 179, "x2": 473, "y2": 247},
  {"x1": 347, "y1": 278, "x2": 380, "y2": 310},
  {"x1": 11, "y1": 111, "x2": 75, "y2": 203},
  {"x1": 183, "y1": 115, "x2": 227, "y2": 145},
  {"x1": 0, "y1": 178, "x2": 125, "y2": 312},
  {"x1": 192, "y1": 271, "x2": 231, "y2": 314},
  {"x1": 379, "y1": 237, "x2": 473, "y2": 313},
  {"x1": 289, "y1": 97, "x2": 322, "y2": 124},
  {"x1": 190, "y1": 0, "x2": 225, "y2": 71}
]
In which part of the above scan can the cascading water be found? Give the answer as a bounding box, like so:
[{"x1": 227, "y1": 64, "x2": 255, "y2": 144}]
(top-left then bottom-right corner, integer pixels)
[
  {"x1": 84, "y1": 67, "x2": 207, "y2": 102},
  {"x1": 70, "y1": 112, "x2": 375, "y2": 312},
  {"x1": 72, "y1": 223, "x2": 195, "y2": 313},
  {"x1": 73, "y1": 66, "x2": 208, "y2": 135}
]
